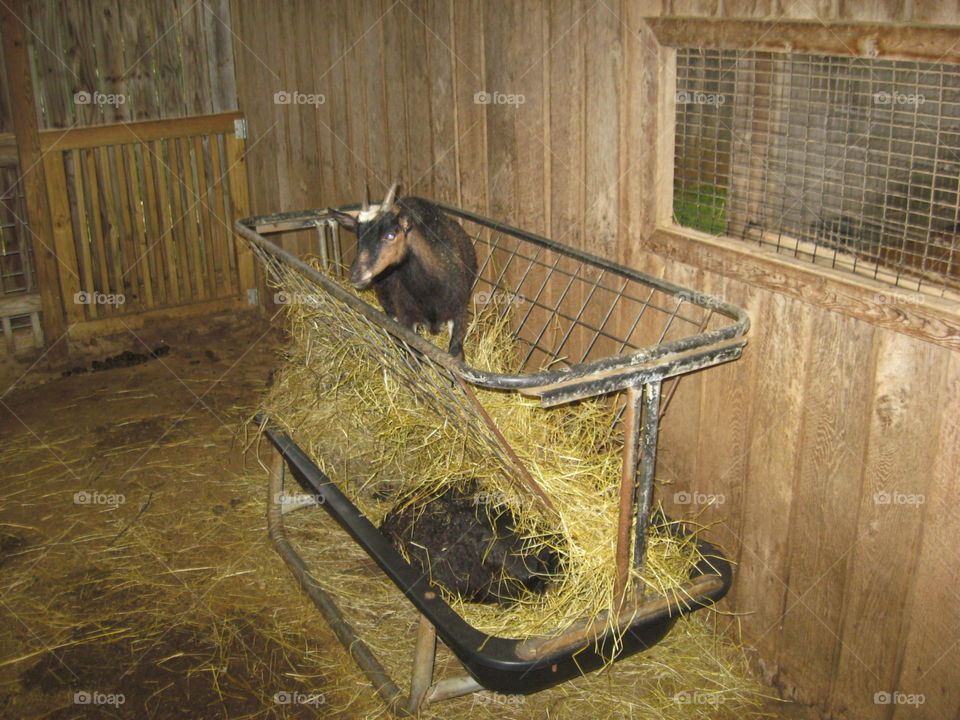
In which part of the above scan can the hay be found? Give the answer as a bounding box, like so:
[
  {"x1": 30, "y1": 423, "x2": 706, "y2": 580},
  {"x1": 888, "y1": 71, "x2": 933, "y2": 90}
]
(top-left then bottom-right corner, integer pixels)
[{"x1": 259, "y1": 261, "x2": 709, "y2": 643}]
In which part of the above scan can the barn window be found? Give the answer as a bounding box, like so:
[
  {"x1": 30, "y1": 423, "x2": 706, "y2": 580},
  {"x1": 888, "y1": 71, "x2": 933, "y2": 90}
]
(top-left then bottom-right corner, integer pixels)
[{"x1": 673, "y1": 48, "x2": 960, "y2": 298}]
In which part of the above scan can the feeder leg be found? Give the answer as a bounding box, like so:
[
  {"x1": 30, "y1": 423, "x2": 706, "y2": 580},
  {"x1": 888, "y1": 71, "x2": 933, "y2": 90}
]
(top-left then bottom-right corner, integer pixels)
[
  {"x1": 615, "y1": 384, "x2": 644, "y2": 603},
  {"x1": 316, "y1": 222, "x2": 329, "y2": 271},
  {"x1": 266, "y1": 446, "x2": 408, "y2": 714},
  {"x1": 425, "y1": 675, "x2": 485, "y2": 704},
  {"x1": 405, "y1": 614, "x2": 437, "y2": 714},
  {"x1": 633, "y1": 381, "x2": 662, "y2": 569}
]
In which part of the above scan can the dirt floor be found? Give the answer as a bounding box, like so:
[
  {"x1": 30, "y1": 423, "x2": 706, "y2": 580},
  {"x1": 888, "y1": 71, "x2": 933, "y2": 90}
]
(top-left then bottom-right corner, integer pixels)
[{"x1": 0, "y1": 310, "x2": 821, "y2": 719}]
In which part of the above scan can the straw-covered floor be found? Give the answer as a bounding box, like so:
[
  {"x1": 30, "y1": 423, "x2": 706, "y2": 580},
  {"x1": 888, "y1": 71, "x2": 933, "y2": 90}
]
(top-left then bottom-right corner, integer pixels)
[{"x1": 0, "y1": 308, "x2": 808, "y2": 719}]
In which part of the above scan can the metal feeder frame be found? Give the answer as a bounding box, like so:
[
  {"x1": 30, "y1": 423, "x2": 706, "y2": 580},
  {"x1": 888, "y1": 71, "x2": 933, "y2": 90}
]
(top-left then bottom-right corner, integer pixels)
[{"x1": 235, "y1": 202, "x2": 750, "y2": 715}]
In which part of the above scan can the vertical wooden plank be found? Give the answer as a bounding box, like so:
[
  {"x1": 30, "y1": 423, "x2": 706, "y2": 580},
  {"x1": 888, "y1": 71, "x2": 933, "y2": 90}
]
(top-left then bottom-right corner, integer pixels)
[
  {"x1": 775, "y1": 312, "x2": 876, "y2": 707},
  {"x1": 152, "y1": 1, "x2": 185, "y2": 118},
  {"x1": 548, "y1": 0, "x2": 584, "y2": 249},
  {"x1": 225, "y1": 132, "x2": 254, "y2": 295},
  {"x1": 423, "y1": 0, "x2": 456, "y2": 204},
  {"x1": 891, "y1": 352, "x2": 960, "y2": 720},
  {"x1": 656, "y1": 264, "x2": 704, "y2": 515},
  {"x1": 732, "y1": 292, "x2": 813, "y2": 663},
  {"x1": 178, "y1": 136, "x2": 207, "y2": 300},
  {"x1": 164, "y1": 137, "x2": 190, "y2": 299},
  {"x1": 400, "y1": 0, "x2": 433, "y2": 195},
  {"x1": 204, "y1": 0, "x2": 237, "y2": 113},
  {"x1": 620, "y1": 0, "x2": 664, "y2": 269},
  {"x1": 292, "y1": 0, "x2": 320, "y2": 214},
  {"x1": 831, "y1": 331, "x2": 945, "y2": 720},
  {"x1": 358, "y1": 0, "x2": 390, "y2": 189},
  {"x1": 194, "y1": 135, "x2": 218, "y2": 296},
  {"x1": 512, "y1": 0, "x2": 547, "y2": 233},
  {"x1": 41, "y1": 152, "x2": 83, "y2": 321},
  {"x1": 584, "y1": 2, "x2": 620, "y2": 260},
  {"x1": 318, "y1": 0, "x2": 352, "y2": 207},
  {"x1": 483, "y1": 0, "x2": 517, "y2": 224},
  {"x1": 28, "y1": 0, "x2": 70, "y2": 129},
  {"x1": 70, "y1": 149, "x2": 97, "y2": 318},
  {"x1": 207, "y1": 133, "x2": 231, "y2": 295},
  {"x1": 139, "y1": 141, "x2": 169, "y2": 305},
  {"x1": 98, "y1": 0, "x2": 126, "y2": 123},
  {"x1": 1, "y1": 0, "x2": 67, "y2": 341},
  {"x1": 124, "y1": 143, "x2": 155, "y2": 307},
  {"x1": 83, "y1": 149, "x2": 111, "y2": 304},
  {"x1": 95, "y1": 146, "x2": 125, "y2": 310},
  {"x1": 381, "y1": 0, "x2": 410, "y2": 192},
  {"x1": 112, "y1": 145, "x2": 142, "y2": 309},
  {"x1": 123, "y1": 3, "x2": 159, "y2": 121},
  {"x1": 151, "y1": 139, "x2": 180, "y2": 304},
  {"x1": 451, "y1": 0, "x2": 487, "y2": 214}
]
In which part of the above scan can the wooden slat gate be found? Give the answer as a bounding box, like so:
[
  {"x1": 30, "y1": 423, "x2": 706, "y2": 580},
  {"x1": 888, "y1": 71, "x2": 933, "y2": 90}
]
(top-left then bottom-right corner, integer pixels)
[{"x1": 40, "y1": 111, "x2": 255, "y2": 338}]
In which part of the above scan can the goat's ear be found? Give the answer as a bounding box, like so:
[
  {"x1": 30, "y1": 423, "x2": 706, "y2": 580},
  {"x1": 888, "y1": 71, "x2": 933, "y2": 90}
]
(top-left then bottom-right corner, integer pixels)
[{"x1": 328, "y1": 209, "x2": 359, "y2": 232}]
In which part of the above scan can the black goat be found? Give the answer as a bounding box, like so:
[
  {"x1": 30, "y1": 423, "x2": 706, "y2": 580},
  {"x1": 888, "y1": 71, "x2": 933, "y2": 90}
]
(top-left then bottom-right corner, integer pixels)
[{"x1": 330, "y1": 183, "x2": 477, "y2": 358}]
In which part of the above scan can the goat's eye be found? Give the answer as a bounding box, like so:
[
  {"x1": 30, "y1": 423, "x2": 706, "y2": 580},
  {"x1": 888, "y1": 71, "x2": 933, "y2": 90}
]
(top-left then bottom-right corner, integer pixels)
[{"x1": 385, "y1": 232, "x2": 397, "y2": 242}]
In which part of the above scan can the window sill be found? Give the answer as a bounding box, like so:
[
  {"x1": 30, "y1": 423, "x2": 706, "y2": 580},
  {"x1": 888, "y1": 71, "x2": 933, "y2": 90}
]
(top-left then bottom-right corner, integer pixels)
[{"x1": 647, "y1": 225, "x2": 960, "y2": 352}]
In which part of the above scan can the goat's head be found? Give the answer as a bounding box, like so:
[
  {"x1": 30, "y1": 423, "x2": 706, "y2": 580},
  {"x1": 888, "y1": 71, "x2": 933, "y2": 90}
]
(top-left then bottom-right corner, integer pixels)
[{"x1": 330, "y1": 181, "x2": 413, "y2": 288}]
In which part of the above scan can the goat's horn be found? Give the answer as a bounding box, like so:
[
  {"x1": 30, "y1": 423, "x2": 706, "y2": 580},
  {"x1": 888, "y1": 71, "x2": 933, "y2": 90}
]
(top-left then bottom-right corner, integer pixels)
[
  {"x1": 362, "y1": 183, "x2": 371, "y2": 211},
  {"x1": 382, "y1": 180, "x2": 399, "y2": 209}
]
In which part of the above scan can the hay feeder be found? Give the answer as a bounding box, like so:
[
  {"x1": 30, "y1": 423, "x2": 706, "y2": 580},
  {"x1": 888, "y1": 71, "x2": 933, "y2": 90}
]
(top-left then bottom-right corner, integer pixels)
[{"x1": 234, "y1": 202, "x2": 750, "y2": 715}]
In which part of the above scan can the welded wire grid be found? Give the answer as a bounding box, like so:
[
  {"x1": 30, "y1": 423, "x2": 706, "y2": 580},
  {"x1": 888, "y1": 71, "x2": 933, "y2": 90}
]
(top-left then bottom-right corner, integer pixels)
[
  {"x1": 450, "y1": 215, "x2": 727, "y2": 375},
  {"x1": 674, "y1": 48, "x2": 960, "y2": 297},
  {"x1": 0, "y1": 166, "x2": 36, "y2": 297}
]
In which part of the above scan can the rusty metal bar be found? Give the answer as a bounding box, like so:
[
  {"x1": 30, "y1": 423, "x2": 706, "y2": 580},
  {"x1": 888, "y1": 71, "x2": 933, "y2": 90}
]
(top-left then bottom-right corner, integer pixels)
[
  {"x1": 634, "y1": 381, "x2": 663, "y2": 568},
  {"x1": 615, "y1": 383, "x2": 643, "y2": 605}
]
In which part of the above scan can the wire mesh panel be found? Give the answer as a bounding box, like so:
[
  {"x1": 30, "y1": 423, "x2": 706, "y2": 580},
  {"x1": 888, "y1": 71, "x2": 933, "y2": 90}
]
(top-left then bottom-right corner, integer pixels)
[
  {"x1": 242, "y1": 207, "x2": 748, "y2": 395},
  {"x1": 674, "y1": 48, "x2": 960, "y2": 297}
]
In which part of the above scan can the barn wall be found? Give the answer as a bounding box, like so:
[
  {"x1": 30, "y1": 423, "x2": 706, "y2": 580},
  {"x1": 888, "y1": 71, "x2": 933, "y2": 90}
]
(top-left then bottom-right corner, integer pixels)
[
  {"x1": 229, "y1": 2, "x2": 960, "y2": 718},
  {"x1": 23, "y1": 0, "x2": 237, "y2": 128}
]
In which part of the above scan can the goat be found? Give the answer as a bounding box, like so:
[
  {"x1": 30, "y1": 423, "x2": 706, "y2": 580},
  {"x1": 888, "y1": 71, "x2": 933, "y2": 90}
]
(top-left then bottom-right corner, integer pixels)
[{"x1": 329, "y1": 183, "x2": 477, "y2": 359}]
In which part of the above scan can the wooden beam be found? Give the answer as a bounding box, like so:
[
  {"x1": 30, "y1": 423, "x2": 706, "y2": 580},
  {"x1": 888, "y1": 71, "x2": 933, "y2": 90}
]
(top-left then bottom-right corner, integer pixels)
[
  {"x1": 38, "y1": 111, "x2": 243, "y2": 152},
  {"x1": 646, "y1": 18, "x2": 960, "y2": 65},
  {"x1": 1, "y1": 0, "x2": 66, "y2": 346},
  {"x1": 648, "y1": 227, "x2": 960, "y2": 352}
]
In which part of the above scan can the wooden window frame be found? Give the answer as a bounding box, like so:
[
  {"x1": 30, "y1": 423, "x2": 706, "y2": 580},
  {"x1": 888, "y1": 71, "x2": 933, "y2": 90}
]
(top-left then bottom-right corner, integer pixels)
[{"x1": 647, "y1": 18, "x2": 960, "y2": 352}]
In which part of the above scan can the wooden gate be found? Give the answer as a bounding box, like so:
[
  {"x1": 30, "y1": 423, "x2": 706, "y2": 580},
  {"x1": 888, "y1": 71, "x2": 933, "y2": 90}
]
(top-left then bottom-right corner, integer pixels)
[{"x1": 40, "y1": 111, "x2": 255, "y2": 338}]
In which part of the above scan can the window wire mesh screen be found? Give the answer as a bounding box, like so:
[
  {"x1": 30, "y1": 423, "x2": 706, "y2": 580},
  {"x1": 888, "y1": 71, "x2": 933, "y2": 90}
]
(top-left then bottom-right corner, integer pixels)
[{"x1": 674, "y1": 49, "x2": 960, "y2": 297}]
